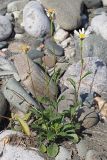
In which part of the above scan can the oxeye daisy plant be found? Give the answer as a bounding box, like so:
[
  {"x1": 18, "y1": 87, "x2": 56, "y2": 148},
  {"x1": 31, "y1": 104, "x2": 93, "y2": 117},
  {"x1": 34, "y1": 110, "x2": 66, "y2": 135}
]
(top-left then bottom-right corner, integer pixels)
[{"x1": 70, "y1": 28, "x2": 92, "y2": 101}]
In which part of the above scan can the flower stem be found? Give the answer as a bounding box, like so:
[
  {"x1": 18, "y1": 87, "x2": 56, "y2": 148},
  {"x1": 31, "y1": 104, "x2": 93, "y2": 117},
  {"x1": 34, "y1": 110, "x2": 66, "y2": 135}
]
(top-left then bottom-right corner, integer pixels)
[{"x1": 77, "y1": 40, "x2": 84, "y2": 98}]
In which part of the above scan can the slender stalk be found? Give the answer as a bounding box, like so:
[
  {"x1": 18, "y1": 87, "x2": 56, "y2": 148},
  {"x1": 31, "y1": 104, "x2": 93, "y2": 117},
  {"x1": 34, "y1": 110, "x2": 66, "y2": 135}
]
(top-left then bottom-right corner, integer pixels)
[
  {"x1": 26, "y1": 55, "x2": 37, "y2": 98},
  {"x1": 77, "y1": 40, "x2": 84, "y2": 98}
]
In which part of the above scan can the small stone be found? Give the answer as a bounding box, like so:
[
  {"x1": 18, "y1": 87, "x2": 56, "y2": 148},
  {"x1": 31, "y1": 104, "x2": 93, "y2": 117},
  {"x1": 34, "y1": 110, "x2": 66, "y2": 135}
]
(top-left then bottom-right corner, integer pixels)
[
  {"x1": 5, "y1": 13, "x2": 14, "y2": 21},
  {"x1": 2, "y1": 48, "x2": 8, "y2": 52},
  {"x1": 0, "y1": 91, "x2": 8, "y2": 120},
  {"x1": 28, "y1": 49, "x2": 44, "y2": 60},
  {"x1": 54, "y1": 29, "x2": 69, "y2": 43},
  {"x1": 91, "y1": 12, "x2": 107, "y2": 40},
  {"x1": 0, "y1": 7, "x2": 7, "y2": 16},
  {"x1": 102, "y1": 0, "x2": 107, "y2": 6},
  {"x1": 14, "y1": 23, "x2": 25, "y2": 34},
  {"x1": 0, "y1": 41, "x2": 8, "y2": 49},
  {"x1": 7, "y1": 0, "x2": 29, "y2": 12},
  {"x1": 77, "y1": 107, "x2": 99, "y2": 129},
  {"x1": 23, "y1": 1, "x2": 50, "y2": 38},
  {"x1": 42, "y1": 54, "x2": 56, "y2": 68},
  {"x1": 55, "y1": 146, "x2": 71, "y2": 160},
  {"x1": 83, "y1": 0, "x2": 102, "y2": 8},
  {"x1": 64, "y1": 46, "x2": 75, "y2": 60},
  {"x1": 76, "y1": 140, "x2": 88, "y2": 159},
  {"x1": 34, "y1": 38, "x2": 44, "y2": 48},
  {"x1": 15, "y1": 34, "x2": 24, "y2": 40},
  {"x1": 34, "y1": 57, "x2": 42, "y2": 65},
  {"x1": 13, "y1": 11, "x2": 21, "y2": 19},
  {"x1": 0, "y1": 51, "x2": 6, "y2": 57},
  {"x1": 0, "y1": 15, "x2": 12, "y2": 41},
  {"x1": 61, "y1": 37, "x2": 72, "y2": 48},
  {"x1": 8, "y1": 42, "x2": 30, "y2": 54},
  {"x1": 85, "y1": 150, "x2": 101, "y2": 160},
  {"x1": 45, "y1": 38, "x2": 64, "y2": 56}
]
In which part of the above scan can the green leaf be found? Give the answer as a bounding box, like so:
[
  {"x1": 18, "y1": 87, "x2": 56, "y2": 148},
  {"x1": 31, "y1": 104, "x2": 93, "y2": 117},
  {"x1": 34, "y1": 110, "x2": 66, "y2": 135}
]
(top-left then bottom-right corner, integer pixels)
[
  {"x1": 57, "y1": 132, "x2": 67, "y2": 137},
  {"x1": 62, "y1": 123, "x2": 73, "y2": 131},
  {"x1": 23, "y1": 112, "x2": 31, "y2": 121},
  {"x1": 81, "y1": 71, "x2": 92, "y2": 80},
  {"x1": 47, "y1": 143, "x2": 59, "y2": 158},
  {"x1": 67, "y1": 133, "x2": 79, "y2": 143},
  {"x1": 67, "y1": 78, "x2": 76, "y2": 89},
  {"x1": 39, "y1": 144, "x2": 47, "y2": 153},
  {"x1": 15, "y1": 115, "x2": 31, "y2": 136},
  {"x1": 47, "y1": 131, "x2": 56, "y2": 141},
  {"x1": 57, "y1": 95, "x2": 65, "y2": 104},
  {"x1": 70, "y1": 107, "x2": 76, "y2": 114}
]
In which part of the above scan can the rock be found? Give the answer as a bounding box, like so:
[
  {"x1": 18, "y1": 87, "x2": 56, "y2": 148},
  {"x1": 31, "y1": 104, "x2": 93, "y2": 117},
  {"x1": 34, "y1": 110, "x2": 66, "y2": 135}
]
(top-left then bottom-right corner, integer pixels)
[
  {"x1": 55, "y1": 146, "x2": 71, "y2": 160},
  {"x1": 8, "y1": 42, "x2": 30, "y2": 54},
  {"x1": 14, "y1": 22, "x2": 25, "y2": 34},
  {"x1": 17, "y1": 11, "x2": 23, "y2": 25},
  {"x1": 12, "y1": 11, "x2": 21, "y2": 19},
  {"x1": 15, "y1": 34, "x2": 24, "y2": 40},
  {"x1": 74, "y1": 34, "x2": 107, "y2": 64},
  {"x1": 83, "y1": 0, "x2": 102, "y2": 8},
  {"x1": 2, "y1": 78, "x2": 40, "y2": 113},
  {"x1": 0, "y1": 6, "x2": 7, "y2": 16},
  {"x1": 23, "y1": 1, "x2": 50, "y2": 38},
  {"x1": 28, "y1": 49, "x2": 44, "y2": 60},
  {"x1": 0, "y1": 92, "x2": 8, "y2": 119},
  {"x1": 91, "y1": 12, "x2": 107, "y2": 40},
  {"x1": 0, "y1": 51, "x2": 6, "y2": 57},
  {"x1": 0, "y1": 41, "x2": 8, "y2": 49},
  {"x1": 5, "y1": 13, "x2": 14, "y2": 21},
  {"x1": 60, "y1": 57, "x2": 107, "y2": 100},
  {"x1": 34, "y1": 58, "x2": 42, "y2": 65},
  {"x1": 7, "y1": 0, "x2": 29, "y2": 12},
  {"x1": 45, "y1": 38, "x2": 64, "y2": 56},
  {"x1": 76, "y1": 140, "x2": 88, "y2": 159},
  {"x1": 34, "y1": 38, "x2": 44, "y2": 48},
  {"x1": 58, "y1": 89, "x2": 75, "y2": 113},
  {"x1": 54, "y1": 29, "x2": 69, "y2": 43},
  {"x1": 0, "y1": 130, "x2": 44, "y2": 160},
  {"x1": 92, "y1": 8, "x2": 107, "y2": 16},
  {"x1": 13, "y1": 54, "x2": 57, "y2": 99},
  {"x1": 42, "y1": 54, "x2": 56, "y2": 68},
  {"x1": 41, "y1": 0, "x2": 82, "y2": 30},
  {"x1": 77, "y1": 107, "x2": 99, "y2": 129},
  {"x1": 48, "y1": 62, "x2": 69, "y2": 77},
  {"x1": 61, "y1": 37, "x2": 73, "y2": 48},
  {"x1": 85, "y1": 150, "x2": 102, "y2": 160},
  {"x1": 102, "y1": 0, "x2": 107, "y2": 6},
  {"x1": 0, "y1": 56, "x2": 20, "y2": 81},
  {"x1": 64, "y1": 46, "x2": 75, "y2": 60},
  {"x1": 0, "y1": 15, "x2": 12, "y2": 41}
]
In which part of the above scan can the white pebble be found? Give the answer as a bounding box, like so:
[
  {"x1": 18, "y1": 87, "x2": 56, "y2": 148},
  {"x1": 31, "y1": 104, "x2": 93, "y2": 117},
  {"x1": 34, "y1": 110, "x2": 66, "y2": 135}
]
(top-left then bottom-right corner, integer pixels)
[{"x1": 54, "y1": 28, "x2": 69, "y2": 43}]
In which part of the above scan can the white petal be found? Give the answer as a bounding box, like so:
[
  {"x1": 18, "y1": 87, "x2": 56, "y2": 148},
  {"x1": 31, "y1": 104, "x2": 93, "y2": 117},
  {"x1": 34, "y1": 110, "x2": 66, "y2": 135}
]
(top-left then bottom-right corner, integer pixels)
[
  {"x1": 85, "y1": 30, "x2": 90, "y2": 36},
  {"x1": 79, "y1": 29, "x2": 82, "y2": 34},
  {"x1": 82, "y1": 28, "x2": 85, "y2": 34},
  {"x1": 74, "y1": 30, "x2": 79, "y2": 36}
]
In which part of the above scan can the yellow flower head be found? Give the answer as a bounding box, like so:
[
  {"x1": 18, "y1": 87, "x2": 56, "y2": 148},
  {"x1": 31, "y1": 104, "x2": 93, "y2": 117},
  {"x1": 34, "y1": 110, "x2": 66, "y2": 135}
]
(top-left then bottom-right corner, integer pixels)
[
  {"x1": 20, "y1": 44, "x2": 30, "y2": 54},
  {"x1": 45, "y1": 8, "x2": 55, "y2": 18},
  {"x1": 74, "y1": 28, "x2": 90, "y2": 40}
]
